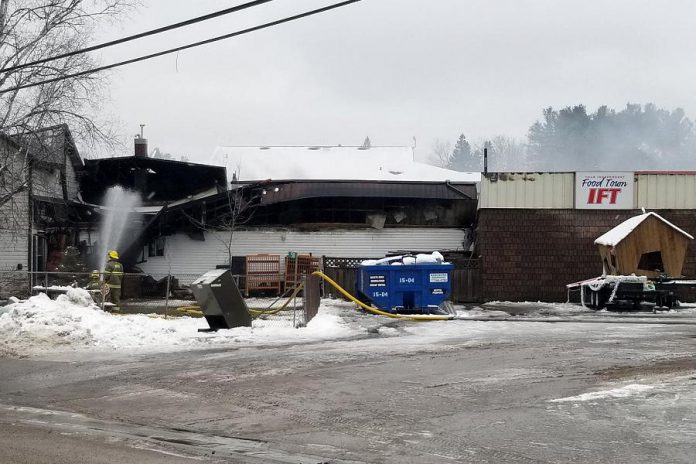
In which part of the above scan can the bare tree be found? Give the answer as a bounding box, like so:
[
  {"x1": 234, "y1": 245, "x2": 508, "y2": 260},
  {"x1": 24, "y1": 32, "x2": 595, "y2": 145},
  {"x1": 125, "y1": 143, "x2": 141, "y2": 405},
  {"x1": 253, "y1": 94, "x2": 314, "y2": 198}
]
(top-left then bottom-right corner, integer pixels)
[
  {"x1": 181, "y1": 182, "x2": 261, "y2": 269},
  {"x1": 487, "y1": 135, "x2": 528, "y2": 171},
  {"x1": 0, "y1": 0, "x2": 135, "y2": 142},
  {"x1": 429, "y1": 138, "x2": 452, "y2": 168},
  {"x1": 0, "y1": 0, "x2": 135, "y2": 241}
]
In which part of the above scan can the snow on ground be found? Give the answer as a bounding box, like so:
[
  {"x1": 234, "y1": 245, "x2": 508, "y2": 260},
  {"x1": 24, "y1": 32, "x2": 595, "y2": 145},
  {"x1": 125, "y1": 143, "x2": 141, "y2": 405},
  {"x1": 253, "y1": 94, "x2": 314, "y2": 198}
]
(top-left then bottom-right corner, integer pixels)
[
  {"x1": 3, "y1": 290, "x2": 695, "y2": 359},
  {"x1": 0, "y1": 289, "x2": 362, "y2": 358}
]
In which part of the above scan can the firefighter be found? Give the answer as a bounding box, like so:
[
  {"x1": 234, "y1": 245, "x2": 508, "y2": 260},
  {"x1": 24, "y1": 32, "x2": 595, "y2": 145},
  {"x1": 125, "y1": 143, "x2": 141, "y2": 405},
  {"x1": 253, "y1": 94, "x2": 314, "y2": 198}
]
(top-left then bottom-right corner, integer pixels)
[
  {"x1": 86, "y1": 270, "x2": 101, "y2": 290},
  {"x1": 86, "y1": 270, "x2": 103, "y2": 305},
  {"x1": 103, "y1": 250, "x2": 124, "y2": 311}
]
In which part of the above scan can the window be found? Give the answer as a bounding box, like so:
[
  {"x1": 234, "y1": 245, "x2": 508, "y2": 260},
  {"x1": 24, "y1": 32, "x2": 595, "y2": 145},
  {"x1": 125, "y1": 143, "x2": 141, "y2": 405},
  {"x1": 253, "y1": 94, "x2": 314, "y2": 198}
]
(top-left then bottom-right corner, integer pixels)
[
  {"x1": 148, "y1": 237, "x2": 165, "y2": 257},
  {"x1": 637, "y1": 251, "x2": 664, "y2": 273}
]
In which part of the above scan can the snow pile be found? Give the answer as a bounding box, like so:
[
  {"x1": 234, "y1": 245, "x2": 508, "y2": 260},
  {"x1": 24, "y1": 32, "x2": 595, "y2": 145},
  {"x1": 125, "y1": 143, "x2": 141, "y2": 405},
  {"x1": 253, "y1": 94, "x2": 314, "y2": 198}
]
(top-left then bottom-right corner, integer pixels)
[
  {"x1": 549, "y1": 384, "x2": 655, "y2": 403},
  {"x1": 63, "y1": 287, "x2": 95, "y2": 306},
  {"x1": 0, "y1": 292, "x2": 362, "y2": 358}
]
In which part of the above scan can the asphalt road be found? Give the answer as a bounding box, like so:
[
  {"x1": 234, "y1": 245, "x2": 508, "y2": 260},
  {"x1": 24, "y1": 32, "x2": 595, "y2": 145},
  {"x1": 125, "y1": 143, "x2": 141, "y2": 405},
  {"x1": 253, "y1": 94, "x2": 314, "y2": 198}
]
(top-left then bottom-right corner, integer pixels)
[{"x1": 1, "y1": 315, "x2": 695, "y2": 463}]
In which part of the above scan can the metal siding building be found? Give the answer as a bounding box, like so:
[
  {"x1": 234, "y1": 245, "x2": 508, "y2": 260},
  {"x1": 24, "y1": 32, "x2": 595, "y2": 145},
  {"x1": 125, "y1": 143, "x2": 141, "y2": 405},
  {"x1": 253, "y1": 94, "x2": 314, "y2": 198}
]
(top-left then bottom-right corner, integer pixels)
[
  {"x1": 479, "y1": 173, "x2": 575, "y2": 209},
  {"x1": 478, "y1": 171, "x2": 696, "y2": 301},
  {"x1": 634, "y1": 173, "x2": 696, "y2": 209},
  {"x1": 481, "y1": 172, "x2": 696, "y2": 210},
  {"x1": 138, "y1": 228, "x2": 466, "y2": 280}
]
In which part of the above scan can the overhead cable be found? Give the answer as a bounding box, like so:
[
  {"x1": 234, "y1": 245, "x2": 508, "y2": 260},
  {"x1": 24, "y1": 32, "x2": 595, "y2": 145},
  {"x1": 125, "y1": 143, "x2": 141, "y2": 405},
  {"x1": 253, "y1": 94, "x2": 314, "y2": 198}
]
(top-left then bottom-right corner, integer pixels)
[
  {"x1": 0, "y1": 0, "x2": 275, "y2": 74},
  {"x1": 0, "y1": 0, "x2": 362, "y2": 94}
]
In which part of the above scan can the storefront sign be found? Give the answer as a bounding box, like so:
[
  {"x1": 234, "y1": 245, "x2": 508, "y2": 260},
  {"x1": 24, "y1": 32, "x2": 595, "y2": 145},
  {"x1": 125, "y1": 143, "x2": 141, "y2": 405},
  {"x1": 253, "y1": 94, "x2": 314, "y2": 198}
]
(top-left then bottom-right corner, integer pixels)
[{"x1": 575, "y1": 172, "x2": 634, "y2": 209}]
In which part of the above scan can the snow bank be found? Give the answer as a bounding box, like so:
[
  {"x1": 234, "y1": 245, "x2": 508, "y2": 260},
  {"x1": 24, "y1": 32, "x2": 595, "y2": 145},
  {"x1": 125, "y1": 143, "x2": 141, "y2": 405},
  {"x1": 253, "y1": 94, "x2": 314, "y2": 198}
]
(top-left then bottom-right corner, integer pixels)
[{"x1": 0, "y1": 292, "x2": 362, "y2": 358}]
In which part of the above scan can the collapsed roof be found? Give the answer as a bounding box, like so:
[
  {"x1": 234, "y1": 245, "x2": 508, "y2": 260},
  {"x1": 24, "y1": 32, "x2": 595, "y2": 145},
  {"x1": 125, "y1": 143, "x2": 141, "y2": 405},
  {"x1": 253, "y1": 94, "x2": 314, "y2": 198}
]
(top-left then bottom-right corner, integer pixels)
[{"x1": 81, "y1": 157, "x2": 227, "y2": 204}]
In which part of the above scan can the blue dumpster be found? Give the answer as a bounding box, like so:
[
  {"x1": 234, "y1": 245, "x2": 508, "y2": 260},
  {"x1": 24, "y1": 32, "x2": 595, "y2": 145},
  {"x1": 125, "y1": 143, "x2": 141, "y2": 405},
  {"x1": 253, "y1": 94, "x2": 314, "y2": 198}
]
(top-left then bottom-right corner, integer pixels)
[{"x1": 356, "y1": 263, "x2": 454, "y2": 313}]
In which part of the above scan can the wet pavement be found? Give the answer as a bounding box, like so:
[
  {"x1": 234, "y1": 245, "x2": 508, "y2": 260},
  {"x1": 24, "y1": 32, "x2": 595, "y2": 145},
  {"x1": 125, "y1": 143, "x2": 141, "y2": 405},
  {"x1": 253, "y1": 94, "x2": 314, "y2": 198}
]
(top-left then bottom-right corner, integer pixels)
[{"x1": 1, "y1": 307, "x2": 695, "y2": 463}]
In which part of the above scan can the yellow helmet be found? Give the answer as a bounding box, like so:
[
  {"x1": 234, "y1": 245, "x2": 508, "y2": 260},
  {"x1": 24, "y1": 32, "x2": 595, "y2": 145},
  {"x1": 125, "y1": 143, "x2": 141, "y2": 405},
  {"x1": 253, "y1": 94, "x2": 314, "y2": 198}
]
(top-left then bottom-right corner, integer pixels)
[{"x1": 108, "y1": 250, "x2": 119, "y2": 260}]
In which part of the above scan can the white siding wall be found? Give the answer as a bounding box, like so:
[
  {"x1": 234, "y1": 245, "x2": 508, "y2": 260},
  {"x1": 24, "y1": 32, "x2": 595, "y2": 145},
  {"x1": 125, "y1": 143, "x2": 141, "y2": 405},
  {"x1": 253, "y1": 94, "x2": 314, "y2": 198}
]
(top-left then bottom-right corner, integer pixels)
[
  {"x1": 0, "y1": 196, "x2": 29, "y2": 271},
  {"x1": 0, "y1": 142, "x2": 29, "y2": 271},
  {"x1": 32, "y1": 167, "x2": 63, "y2": 199},
  {"x1": 479, "y1": 172, "x2": 574, "y2": 209},
  {"x1": 139, "y1": 228, "x2": 466, "y2": 278},
  {"x1": 635, "y1": 174, "x2": 696, "y2": 209}
]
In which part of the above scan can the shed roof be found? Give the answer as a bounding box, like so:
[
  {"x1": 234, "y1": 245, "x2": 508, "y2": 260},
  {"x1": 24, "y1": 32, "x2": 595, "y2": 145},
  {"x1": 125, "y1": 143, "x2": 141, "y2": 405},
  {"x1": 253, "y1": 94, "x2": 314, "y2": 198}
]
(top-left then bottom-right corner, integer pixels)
[{"x1": 594, "y1": 212, "x2": 694, "y2": 247}]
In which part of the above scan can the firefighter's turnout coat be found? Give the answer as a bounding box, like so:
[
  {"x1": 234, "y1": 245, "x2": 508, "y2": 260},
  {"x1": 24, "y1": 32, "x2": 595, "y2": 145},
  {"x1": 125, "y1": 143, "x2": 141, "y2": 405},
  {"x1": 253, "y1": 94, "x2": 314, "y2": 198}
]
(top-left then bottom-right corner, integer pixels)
[{"x1": 104, "y1": 259, "x2": 123, "y2": 289}]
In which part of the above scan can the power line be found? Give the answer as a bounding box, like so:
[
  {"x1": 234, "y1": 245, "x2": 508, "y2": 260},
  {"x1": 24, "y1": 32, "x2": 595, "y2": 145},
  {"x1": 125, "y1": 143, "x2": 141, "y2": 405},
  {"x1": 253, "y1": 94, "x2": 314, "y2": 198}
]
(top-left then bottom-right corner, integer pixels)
[
  {"x1": 1, "y1": 0, "x2": 276, "y2": 74},
  {"x1": 0, "y1": 0, "x2": 362, "y2": 95}
]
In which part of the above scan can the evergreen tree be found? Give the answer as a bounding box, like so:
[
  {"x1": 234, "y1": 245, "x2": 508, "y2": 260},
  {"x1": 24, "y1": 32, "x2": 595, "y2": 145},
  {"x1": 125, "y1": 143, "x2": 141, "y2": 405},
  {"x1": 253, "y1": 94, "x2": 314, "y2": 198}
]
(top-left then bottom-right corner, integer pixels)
[{"x1": 448, "y1": 134, "x2": 480, "y2": 171}]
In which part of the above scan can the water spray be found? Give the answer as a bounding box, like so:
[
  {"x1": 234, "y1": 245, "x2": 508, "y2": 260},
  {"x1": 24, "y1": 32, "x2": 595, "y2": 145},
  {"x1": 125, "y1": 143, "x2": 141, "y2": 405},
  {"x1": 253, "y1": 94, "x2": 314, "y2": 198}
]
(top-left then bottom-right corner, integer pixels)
[{"x1": 98, "y1": 186, "x2": 142, "y2": 271}]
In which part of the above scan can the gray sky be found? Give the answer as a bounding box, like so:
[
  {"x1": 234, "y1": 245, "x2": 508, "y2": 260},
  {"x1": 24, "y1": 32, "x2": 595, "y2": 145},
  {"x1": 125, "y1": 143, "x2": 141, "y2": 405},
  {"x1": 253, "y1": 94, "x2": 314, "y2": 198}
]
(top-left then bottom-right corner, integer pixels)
[{"x1": 97, "y1": 0, "x2": 696, "y2": 162}]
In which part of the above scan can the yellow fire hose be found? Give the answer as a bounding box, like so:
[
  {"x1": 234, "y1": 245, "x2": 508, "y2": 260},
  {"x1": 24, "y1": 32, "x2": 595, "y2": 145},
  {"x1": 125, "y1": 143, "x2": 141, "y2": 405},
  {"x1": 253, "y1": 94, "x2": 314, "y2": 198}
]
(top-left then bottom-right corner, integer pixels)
[
  {"x1": 174, "y1": 271, "x2": 454, "y2": 322},
  {"x1": 247, "y1": 282, "x2": 305, "y2": 318},
  {"x1": 173, "y1": 282, "x2": 306, "y2": 319}
]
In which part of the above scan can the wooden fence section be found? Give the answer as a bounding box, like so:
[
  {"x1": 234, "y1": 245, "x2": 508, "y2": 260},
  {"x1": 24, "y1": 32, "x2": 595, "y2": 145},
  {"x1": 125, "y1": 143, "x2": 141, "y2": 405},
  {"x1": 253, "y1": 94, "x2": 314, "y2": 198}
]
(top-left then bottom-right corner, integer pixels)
[
  {"x1": 450, "y1": 266, "x2": 482, "y2": 302},
  {"x1": 303, "y1": 274, "x2": 321, "y2": 324},
  {"x1": 245, "y1": 254, "x2": 282, "y2": 296},
  {"x1": 322, "y1": 257, "x2": 370, "y2": 300},
  {"x1": 285, "y1": 255, "x2": 321, "y2": 290},
  {"x1": 323, "y1": 267, "x2": 359, "y2": 300}
]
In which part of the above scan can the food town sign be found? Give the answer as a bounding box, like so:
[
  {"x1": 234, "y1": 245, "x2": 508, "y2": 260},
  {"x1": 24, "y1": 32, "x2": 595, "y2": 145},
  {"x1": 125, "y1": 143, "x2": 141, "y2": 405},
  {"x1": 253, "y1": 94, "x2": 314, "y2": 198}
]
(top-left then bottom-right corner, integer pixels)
[{"x1": 575, "y1": 172, "x2": 634, "y2": 209}]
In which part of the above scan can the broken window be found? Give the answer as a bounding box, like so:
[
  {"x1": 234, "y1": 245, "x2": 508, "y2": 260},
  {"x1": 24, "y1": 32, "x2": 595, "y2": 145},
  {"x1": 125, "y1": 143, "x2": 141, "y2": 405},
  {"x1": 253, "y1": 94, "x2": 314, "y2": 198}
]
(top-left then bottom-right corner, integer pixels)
[
  {"x1": 148, "y1": 237, "x2": 165, "y2": 257},
  {"x1": 637, "y1": 251, "x2": 664, "y2": 272}
]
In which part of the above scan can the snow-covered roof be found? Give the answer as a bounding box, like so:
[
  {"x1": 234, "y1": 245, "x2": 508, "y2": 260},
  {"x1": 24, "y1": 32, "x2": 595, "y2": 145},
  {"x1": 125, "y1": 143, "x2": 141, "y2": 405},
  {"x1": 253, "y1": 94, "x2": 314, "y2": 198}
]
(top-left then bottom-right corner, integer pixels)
[
  {"x1": 207, "y1": 146, "x2": 480, "y2": 182},
  {"x1": 594, "y1": 212, "x2": 694, "y2": 246}
]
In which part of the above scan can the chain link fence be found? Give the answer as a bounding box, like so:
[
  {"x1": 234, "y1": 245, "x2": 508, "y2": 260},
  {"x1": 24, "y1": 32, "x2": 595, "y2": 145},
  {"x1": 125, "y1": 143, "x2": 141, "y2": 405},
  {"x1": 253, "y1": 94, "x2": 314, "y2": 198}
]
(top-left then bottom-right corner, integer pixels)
[{"x1": 0, "y1": 270, "x2": 314, "y2": 328}]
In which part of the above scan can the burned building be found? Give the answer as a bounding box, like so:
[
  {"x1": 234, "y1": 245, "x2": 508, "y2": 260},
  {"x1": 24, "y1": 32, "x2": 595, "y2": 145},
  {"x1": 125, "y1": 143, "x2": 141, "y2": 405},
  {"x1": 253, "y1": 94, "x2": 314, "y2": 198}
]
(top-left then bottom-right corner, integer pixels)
[
  {"x1": 0, "y1": 125, "x2": 87, "y2": 297},
  {"x1": 134, "y1": 179, "x2": 478, "y2": 281}
]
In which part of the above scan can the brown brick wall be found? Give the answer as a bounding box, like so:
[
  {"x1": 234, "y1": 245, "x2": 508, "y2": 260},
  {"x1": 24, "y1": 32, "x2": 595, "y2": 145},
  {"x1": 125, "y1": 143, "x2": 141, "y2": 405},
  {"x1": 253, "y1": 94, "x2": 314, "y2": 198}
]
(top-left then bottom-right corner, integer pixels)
[{"x1": 478, "y1": 209, "x2": 696, "y2": 302}]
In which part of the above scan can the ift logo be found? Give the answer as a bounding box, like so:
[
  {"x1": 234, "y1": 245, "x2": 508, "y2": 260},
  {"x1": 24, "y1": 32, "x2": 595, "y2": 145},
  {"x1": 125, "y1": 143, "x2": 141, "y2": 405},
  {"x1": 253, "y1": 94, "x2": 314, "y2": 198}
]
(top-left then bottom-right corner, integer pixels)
[{"x1": 582, "y1": 177, "x2": 628, "y2": 204}]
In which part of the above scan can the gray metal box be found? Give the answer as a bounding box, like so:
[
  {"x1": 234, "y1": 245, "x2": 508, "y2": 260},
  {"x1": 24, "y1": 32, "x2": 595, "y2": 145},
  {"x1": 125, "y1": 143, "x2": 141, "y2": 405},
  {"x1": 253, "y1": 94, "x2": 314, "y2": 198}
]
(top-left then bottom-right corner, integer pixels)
[{"x1": 192, "y1": 269, "x2": 251, "y2": 330}]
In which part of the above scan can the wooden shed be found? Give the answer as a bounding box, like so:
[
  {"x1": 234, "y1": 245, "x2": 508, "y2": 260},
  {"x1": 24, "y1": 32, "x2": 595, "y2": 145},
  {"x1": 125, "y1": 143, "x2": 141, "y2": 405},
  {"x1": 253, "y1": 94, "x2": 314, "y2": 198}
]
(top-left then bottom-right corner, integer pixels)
[{"x1": 594, "y1": 212, "x2": 694, "y2": 278}]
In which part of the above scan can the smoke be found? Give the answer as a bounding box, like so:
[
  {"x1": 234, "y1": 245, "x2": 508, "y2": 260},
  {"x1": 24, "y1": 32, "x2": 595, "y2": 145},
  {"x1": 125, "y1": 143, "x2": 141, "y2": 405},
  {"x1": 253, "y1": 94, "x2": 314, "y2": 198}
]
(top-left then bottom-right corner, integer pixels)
[{"x1": 433, "y1": 103, "x2": 696, "y2": 172}]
